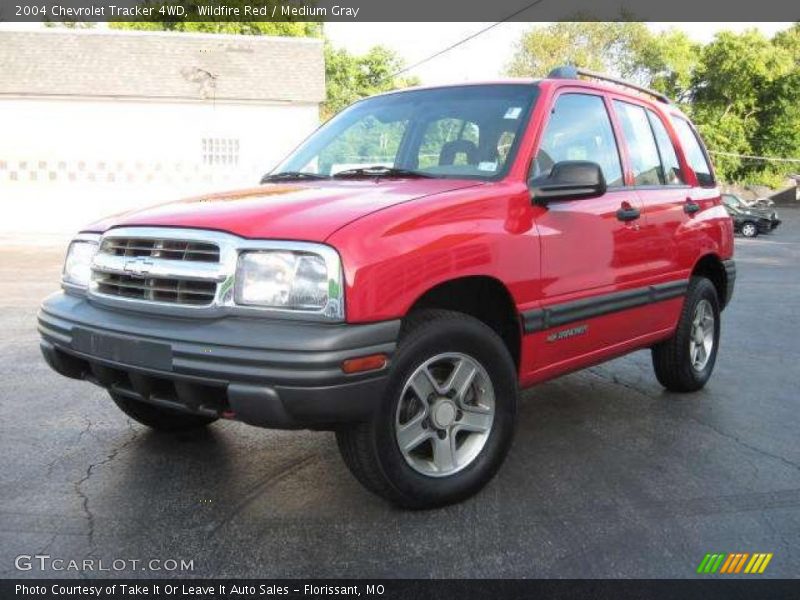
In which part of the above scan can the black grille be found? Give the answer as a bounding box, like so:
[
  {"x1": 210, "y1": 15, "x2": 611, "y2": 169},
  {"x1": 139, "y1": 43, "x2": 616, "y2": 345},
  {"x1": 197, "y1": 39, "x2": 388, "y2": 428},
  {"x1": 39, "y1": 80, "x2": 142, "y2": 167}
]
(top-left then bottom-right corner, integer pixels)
[
  {"x1": 100, "y1": 237, "x2": 220, "y2": 263},
  {"x1": 95, "y1": 272, "x2": 217, "y2": 306}
]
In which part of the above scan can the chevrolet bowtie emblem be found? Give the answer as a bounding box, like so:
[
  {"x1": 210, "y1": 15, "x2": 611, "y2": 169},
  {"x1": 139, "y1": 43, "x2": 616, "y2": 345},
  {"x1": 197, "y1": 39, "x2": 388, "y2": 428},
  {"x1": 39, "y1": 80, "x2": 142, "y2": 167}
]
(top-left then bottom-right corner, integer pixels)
[{"x1": 123, "y1": 257, "x2": 154, "y2": 277}]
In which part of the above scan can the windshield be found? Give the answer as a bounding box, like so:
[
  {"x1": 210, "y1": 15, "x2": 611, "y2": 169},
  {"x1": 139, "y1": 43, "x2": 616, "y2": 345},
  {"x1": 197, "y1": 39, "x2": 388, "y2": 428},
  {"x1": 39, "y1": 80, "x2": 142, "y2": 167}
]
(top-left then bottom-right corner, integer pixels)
[
  {"x1": 722, "y1": 195, "x2": 742, "y2": 208},
  {"x1": 273, "y1": 84, "x2": 539, "y2": 180}
]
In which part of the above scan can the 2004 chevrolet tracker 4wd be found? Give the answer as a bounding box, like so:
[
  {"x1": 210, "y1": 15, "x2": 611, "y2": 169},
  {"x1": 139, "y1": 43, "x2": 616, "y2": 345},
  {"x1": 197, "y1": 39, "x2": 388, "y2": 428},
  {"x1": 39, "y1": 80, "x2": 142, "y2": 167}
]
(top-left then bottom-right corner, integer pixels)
[{"x1": 39, "y1": 67, "x2": 735, "y2": 508}]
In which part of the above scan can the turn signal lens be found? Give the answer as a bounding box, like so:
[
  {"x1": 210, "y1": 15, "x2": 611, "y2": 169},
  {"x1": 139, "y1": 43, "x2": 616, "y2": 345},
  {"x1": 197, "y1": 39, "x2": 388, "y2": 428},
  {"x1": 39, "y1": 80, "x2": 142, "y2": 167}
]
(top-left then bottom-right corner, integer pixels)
[{"x1": 342, "y1": 354, "x2": 388, "y2": 374}]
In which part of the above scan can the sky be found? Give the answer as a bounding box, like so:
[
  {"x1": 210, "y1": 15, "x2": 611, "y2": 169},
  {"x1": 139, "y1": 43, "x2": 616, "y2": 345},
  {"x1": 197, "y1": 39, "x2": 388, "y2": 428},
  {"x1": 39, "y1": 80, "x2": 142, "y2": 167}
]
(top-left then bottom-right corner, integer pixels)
[{"x1": 325, "y1": 22, "x2": 794, "y2": 85}]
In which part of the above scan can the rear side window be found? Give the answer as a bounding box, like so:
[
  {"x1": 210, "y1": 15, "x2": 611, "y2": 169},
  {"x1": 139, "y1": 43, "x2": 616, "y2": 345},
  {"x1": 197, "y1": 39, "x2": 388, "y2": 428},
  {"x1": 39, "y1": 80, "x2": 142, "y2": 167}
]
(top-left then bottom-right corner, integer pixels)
[
  {"x1": 672, "y1": 117, "x2": 715, "y2": 186},
  {"x1": 531, "y1": 93, "x2": 623, "y2": 187},
  {"x1": 613, "y1": 100, "x2": 663, "y2": 186},
  {"x1": 647, "y1": 111, "x2": 685, "y2": 185}
]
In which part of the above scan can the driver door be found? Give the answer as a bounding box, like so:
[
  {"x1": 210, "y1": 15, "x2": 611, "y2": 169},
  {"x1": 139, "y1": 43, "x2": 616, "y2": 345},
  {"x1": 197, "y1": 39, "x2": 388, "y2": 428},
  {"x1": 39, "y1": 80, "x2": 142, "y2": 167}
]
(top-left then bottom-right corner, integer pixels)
[{"x1": 529, "y1": 91, "x2": 650, "y2": 370}]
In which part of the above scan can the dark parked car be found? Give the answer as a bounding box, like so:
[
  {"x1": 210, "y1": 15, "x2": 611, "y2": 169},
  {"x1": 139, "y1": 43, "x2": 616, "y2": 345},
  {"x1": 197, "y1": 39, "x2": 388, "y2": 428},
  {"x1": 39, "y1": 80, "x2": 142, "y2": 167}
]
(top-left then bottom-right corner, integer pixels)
[
  {"x1": 724, "y1": 204, "x2": 773, "y2": 237},
  {"x1": 722, "y1": 194, "x2": 780, "y2": 235}
]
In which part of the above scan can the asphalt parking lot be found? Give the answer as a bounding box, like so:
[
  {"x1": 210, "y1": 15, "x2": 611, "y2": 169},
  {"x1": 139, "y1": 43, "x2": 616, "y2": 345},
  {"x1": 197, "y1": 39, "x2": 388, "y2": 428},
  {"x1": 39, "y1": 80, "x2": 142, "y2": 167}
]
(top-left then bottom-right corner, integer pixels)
[{"x1": 1, "y1": 210, "x2": 799, "y2": 579}]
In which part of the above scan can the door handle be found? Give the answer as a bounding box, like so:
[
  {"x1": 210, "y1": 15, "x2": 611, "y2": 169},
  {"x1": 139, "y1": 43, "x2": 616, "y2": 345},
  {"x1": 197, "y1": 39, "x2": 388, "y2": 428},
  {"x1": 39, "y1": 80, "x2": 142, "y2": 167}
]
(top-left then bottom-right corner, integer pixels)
[
  {"x1": 684, "y1": 199, "x2": 701, "y2": 215},
  {"x1": 616, "y1": 206, "x2": 640, "y2": 222}
]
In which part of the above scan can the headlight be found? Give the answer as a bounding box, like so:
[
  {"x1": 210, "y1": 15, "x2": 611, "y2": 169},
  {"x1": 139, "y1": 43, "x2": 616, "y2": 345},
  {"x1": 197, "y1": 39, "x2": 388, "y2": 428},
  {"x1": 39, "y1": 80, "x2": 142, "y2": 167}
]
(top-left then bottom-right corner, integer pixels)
[
  {"x1": 62, "y1": 234, "x2": 100, "y2": 288},
  {"x1": 235, "y1": 247, "x2": 344, "y2": 319}
]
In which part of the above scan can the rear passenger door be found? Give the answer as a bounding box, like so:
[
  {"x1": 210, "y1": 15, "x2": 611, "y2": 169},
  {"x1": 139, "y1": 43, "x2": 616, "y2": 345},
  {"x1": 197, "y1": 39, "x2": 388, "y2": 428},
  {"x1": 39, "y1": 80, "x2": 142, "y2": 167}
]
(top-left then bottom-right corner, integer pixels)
[{"x1": 611, "y1": 99, "x2": 692, "y2": 283}]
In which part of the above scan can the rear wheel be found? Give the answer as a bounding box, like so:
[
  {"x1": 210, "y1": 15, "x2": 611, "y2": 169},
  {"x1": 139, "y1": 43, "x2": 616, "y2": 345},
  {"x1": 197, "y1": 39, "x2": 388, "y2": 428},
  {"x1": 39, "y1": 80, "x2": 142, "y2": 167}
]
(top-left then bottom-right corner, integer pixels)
[
  {"x1": 741, "y1": 221, "x2": 758, "y2": 237},
  {"x1": 651, "y1": 277, "x2": 721, "y2": 392},
  {"x1": 336, "y1": 310, "x2": 518, "y2": 509},
  {"x1": 110, "y1": 392, "x2": 218, "y2": 431}
]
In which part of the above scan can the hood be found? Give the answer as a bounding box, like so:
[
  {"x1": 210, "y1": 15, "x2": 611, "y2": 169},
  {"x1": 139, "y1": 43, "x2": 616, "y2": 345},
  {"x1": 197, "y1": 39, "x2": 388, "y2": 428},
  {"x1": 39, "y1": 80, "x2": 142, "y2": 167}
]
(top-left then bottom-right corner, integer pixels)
[
  {"x1": 86, "y1": 179, "x2": 482, "y2": 241},
  {"x1": 741, "y1": 209, "x2": 771, "y2": 220},
  {"x1": 740, "y1": 206, "x2": 774, "y2": 218}
]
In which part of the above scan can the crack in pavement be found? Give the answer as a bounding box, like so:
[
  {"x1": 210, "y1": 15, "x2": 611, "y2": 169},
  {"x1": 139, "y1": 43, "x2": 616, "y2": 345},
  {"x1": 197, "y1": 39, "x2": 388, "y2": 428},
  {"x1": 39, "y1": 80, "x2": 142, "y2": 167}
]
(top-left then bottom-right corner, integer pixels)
[
  {"x1": 73, "y1": 422, "x2": 141, "y2": 555},
  {"x1": 46, "y1": 416, "x2": 96, "y2": 476},
  {"x1": 207, "y1": 453, "x2": 321, "y2": 536},
  {"x1": 586, "y1": 366, "x2": 800, "y2": 477},
  {"x1": 34, "y1": 531, "x2": 59, "y2": 557},
  {"x1": 585, "y1": 366, "x2": 661, "y2": 400},
  {"x1": 686, "y1": 414, "x2": 800, "y2": 475}
]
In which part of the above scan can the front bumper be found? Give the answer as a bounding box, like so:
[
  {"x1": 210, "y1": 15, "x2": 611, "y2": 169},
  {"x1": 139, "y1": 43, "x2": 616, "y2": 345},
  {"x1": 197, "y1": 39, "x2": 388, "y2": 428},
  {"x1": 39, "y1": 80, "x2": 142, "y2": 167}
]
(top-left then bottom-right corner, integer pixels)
[{"x1": 38, "y1": 292, "x2": 399, "y2": 430}]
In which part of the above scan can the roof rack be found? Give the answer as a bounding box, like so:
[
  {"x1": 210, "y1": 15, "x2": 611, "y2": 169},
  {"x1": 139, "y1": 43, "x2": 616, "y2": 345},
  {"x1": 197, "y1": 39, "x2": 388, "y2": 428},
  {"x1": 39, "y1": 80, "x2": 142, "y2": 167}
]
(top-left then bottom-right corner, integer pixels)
[{"x1": 547, "y1": 65, "x2": 671, "y2": 105}]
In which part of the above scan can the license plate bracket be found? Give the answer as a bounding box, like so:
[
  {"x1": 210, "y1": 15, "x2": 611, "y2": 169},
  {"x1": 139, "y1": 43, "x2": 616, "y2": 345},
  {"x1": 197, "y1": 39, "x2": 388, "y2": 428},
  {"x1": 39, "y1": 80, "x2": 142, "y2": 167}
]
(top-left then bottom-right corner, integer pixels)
[{"x1": 71, "y1": 328, "x2": 172, "y2": 371}]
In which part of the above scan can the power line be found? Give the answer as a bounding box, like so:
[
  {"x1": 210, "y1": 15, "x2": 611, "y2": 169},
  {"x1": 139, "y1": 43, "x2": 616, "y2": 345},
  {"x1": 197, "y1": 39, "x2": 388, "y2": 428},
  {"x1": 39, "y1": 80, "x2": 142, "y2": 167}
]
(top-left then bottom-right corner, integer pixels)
[
  {"x1": 387, "y1": 0, "x2": 548, "y2": 81},
  {"x1": 709, "y1": 150, "x2": 800, "y2": 164}
]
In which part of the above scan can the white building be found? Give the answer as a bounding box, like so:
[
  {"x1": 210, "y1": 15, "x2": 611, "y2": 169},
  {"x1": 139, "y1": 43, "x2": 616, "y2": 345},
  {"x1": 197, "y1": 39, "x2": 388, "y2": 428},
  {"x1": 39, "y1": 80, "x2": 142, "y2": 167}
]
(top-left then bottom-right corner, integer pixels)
[{"x1": 0, "y1": 29, "x2": 325, "y2": 233}]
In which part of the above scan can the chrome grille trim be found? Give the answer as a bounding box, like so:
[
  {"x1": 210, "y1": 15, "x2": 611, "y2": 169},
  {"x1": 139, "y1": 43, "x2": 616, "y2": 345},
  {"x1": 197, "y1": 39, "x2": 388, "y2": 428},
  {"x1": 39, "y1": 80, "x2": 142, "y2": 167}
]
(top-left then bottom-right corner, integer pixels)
[
  {"x1": 86, "y1": 227, "x2": 345, "y2": 322},
  {"x1": 94, "y1": 273, "x2": 218, "y2": 306},
  {"x1": 92, "y1": 253, "x2": 227, "y2": 282},
  {"x1": 99, "y1": 237, "x2": 220, "y2": 262}
]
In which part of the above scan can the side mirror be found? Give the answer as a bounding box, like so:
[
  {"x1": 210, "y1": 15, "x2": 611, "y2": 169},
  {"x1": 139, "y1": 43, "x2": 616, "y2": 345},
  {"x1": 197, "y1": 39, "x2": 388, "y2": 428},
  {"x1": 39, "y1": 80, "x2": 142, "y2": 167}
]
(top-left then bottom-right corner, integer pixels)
[{"x1": 530, "y1": 161, "x2": 607, "y2": 205}]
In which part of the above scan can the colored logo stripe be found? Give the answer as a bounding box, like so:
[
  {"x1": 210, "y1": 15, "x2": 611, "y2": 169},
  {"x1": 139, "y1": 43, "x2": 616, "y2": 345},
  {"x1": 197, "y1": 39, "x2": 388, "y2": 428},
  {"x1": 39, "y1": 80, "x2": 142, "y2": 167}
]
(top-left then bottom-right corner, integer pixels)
[
  {"x1": 697, "y1": 553, "x2": 725, "y2": 573},
  {"x1": 744, "y1": 553, "x2": 774, "y2": 574},
  {"x1": 719, "y1": 553, "x2": 749, "y2": 573},
  {"x1": 698, "y1": 553, "x2": 773, "y2": 574}
]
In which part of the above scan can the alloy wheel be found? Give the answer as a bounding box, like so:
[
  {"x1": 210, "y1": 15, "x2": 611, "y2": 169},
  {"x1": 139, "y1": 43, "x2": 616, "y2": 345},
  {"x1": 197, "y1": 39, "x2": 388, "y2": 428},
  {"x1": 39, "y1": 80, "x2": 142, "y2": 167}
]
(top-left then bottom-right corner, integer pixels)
[
  {"x1": 742, "y1": 223, "x2": 757, "y2": 237},
  {"x1": 689, "y1": 299, "x2": 715, "y2": 371},
  {"x1": 394, "y1": 352, "x2": 495, "y2": 478}
]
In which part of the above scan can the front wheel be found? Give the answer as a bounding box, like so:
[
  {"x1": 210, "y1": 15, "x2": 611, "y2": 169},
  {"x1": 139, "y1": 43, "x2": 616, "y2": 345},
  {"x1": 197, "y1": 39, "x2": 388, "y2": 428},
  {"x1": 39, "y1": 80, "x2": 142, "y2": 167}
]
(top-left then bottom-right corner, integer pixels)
[
  {"x1": 651, "y1": 277, "x2": 721, "y2": 392},
  {"x1": 741, "y1": 221, "x2": 759, "y2": 237},
  {"x1": 336, "y1": 310, "x2": 518, "y2": 509}
]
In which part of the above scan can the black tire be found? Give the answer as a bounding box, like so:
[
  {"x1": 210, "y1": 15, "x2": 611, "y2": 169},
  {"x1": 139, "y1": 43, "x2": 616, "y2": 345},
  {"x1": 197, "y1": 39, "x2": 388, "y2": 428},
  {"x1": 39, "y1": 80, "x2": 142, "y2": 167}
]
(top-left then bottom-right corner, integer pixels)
[
  {"x1": 651, "y1": 277, "x2": 721, "y2": 393},
  {"x1": 110, "y1": 392, "x2": 218, "y2": 431},
  {"x1": 741, "y1": 221, "x2": 759, "y2": 238},
  {"x1": 336, "y1": 310, "x2": 518, "y2": 509}
]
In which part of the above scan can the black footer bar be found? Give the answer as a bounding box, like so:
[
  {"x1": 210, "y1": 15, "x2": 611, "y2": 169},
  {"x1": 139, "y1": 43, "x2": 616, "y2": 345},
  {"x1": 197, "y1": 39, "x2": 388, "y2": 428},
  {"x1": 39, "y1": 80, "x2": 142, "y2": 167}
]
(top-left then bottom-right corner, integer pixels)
[{"x1": 3, "y1": 579, "x2": 799, "y2": 600}]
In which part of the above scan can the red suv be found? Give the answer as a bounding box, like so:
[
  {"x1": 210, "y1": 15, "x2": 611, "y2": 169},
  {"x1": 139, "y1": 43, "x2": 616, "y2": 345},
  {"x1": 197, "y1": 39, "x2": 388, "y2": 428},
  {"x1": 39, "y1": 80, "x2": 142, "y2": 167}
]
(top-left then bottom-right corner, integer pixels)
[{"x1": 39, "y1": 67, "x2": 735, "y2": 508}]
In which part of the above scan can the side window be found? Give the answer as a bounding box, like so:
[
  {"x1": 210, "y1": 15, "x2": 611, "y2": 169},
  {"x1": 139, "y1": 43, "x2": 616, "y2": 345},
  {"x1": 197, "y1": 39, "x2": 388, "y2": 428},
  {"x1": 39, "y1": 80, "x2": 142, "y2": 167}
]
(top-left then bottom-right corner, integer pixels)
[
  {"x1": 672, "y1": 117, "x2": 715, "y2": 187},
  {"x1": 613, "y1": 100, "x2": 663, "y2": 186},
  {"x1": 531, "y1": 93, "x2": 623, "y2": 187},
  {"x1": 647, "y1": 111, "x2": 686, "y2": 185}
]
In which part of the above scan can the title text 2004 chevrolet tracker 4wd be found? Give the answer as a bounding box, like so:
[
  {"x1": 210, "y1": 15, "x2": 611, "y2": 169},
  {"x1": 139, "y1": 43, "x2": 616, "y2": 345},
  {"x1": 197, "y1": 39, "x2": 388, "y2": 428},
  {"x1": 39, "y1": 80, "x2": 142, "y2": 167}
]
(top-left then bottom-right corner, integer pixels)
[{"x1": 39, "y1": 67, "x2": 735, "y2": 508}]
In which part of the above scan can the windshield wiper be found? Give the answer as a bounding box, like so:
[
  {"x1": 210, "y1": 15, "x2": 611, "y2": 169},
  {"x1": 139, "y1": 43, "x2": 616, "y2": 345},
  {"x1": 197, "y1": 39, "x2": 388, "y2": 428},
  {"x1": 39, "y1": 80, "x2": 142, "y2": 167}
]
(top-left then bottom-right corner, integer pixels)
[
  {"x1": 332, "y1": 166, "x2": 434, "y2": 179},
  {"x1": 261, "y1": 171, "x2": 329, "y2": 183}
]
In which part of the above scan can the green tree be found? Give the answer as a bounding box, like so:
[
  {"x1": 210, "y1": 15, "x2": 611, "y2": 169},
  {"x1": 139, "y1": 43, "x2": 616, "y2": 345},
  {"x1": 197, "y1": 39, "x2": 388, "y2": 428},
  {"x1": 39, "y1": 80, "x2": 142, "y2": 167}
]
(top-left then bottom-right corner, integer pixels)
[
  {"x1": 44, "y1": 20, "x2": 96, "y2": 28},
  {"x1": 506, "y1": 22, "x2": 651, "y2": 79},
  {"x1": 323, "y1": 43, "x2": 419, "y2": 119},
  {"x1": 111, "y1": 19, "x2": 321, "y2": 37},
  {"x1": 773, "y1": 23, "x2": 800, "y2": 63},
  {"x1": 631, "y1": 28, "x2": 699, "y2": 101},
  {"x1": 689, "y1": 29, "x2": 794, "y2": 183},
  {"x1": 506, "y1": 22, "x2": 698, "y2": 98},
  {"x1": 692, "y1": 30, "x2": 790, "y2": 119}
]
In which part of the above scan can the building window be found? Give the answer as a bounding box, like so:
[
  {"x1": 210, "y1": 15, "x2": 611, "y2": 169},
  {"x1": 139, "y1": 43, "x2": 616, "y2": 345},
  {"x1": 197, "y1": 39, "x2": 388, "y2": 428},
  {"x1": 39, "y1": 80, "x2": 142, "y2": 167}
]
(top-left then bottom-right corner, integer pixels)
[{"x1": 202, "y1": 138, "x2": 240, "y2": 166}]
